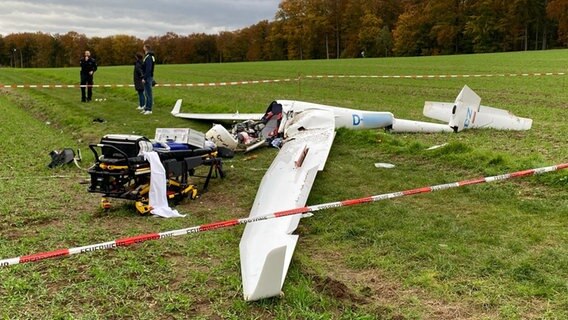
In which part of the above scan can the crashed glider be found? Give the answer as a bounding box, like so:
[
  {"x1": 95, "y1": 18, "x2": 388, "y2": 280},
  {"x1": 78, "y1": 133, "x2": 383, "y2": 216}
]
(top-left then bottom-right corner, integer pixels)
[
  {"x1": 171, "y1": 85, "x2": 532, "y2": 301},
  {"x1": 171, "y1": 85, "x2": 532, "y2": 135}
]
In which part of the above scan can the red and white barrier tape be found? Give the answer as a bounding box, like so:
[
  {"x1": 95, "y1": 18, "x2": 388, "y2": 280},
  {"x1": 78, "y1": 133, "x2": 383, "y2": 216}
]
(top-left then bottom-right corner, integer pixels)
[
  {"x1": 1, "y1": 162, "x2": 567, "y2": 268},
  {"x1": 304, "y1": 72, "x2": 567, "y2": 79},
  {"x1": 0, "y1": 78, "x2": 297, "y2": 89},
  {"x1": 1, "y1": 72, "x2": 565, "y2": 89}
]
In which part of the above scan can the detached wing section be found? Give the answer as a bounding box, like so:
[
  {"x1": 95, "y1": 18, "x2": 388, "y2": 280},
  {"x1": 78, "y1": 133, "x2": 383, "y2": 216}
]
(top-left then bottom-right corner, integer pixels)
[
  {"x1": 171, "y1": 99, "x2": 264, "y2": 122},
  {"x1": 239, "y1": 109, "x2": 336, "y2": 301}
]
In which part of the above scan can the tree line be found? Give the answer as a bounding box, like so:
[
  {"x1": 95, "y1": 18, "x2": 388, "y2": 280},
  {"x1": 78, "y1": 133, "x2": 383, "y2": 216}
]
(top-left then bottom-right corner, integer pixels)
[{"x1": 1, "y1": 0, "x2": 566, "y2": 68}]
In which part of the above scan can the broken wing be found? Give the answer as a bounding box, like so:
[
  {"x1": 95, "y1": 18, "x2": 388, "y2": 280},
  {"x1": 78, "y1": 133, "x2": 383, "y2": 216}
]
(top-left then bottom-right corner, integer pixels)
[{"x1": 239, "y1": 109, "x2": 336, "y2": 301}]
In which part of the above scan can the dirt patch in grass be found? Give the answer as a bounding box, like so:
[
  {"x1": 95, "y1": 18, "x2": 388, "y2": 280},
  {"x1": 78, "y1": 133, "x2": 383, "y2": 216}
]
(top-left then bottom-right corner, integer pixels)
[
  {"x1": 303, "y1": 247, "x2": 496, "y2": 319},
  {"x1": 311, "y1": 274, "x2": 366, "y2": 303}
]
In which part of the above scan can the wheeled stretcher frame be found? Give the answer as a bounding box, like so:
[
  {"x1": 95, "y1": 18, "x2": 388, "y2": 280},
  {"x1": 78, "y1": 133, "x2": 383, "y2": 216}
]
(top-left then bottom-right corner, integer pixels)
[{"x1": 87, "y1": 141, "x2": 224, "y2": 214}]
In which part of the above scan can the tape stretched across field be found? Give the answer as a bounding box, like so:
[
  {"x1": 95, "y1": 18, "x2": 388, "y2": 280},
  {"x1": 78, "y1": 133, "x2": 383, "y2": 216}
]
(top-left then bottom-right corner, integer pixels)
[
  {"x1": 1, "y1": 163, "x2": 567, "y2": 268},
  {"x1": 0, "y1": 72, "x2": 565, "y2": 89},
  {"x1": 0, "y1": 78, "x2": 297, "y2": 89},
  {"x1": 304, "y1": 72, "x2": 567, "y2": 79}
]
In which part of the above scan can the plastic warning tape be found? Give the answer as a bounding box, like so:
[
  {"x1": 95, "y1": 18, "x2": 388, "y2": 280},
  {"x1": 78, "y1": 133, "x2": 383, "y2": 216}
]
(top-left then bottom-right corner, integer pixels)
[
  {"x1": 0, "y1": 78, "x2": 297, "y2": 89},
  {"x1": 304, "y1": 72, "x2": 566, "y2": 79},
  {"x1": 1, "y1": 162, "x2": 567, "y2": 268},
  {"x1": 1, "y1": 72, "x2": 565, "y2": 89}
]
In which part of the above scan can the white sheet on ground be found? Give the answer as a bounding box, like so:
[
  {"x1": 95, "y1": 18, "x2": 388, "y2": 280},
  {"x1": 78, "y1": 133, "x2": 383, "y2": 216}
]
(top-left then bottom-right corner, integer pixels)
[{"x1": 143, "y1": 151, "x2": 186, "y2": 218}]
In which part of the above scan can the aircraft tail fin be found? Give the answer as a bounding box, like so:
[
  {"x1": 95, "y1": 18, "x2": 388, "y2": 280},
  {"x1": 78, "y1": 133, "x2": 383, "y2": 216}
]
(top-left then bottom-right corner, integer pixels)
[
  {"x1": 449, "y1": 85, "x2": 481, "y2": 132},
  {"x1": 423, "y1": 85, "x2": 532, "y2": 132}
]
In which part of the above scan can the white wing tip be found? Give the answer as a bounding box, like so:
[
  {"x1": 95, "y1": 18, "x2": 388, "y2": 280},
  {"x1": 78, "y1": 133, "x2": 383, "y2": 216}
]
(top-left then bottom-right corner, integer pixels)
[
  {"x1": 171, "y1": 99, "x2": 183, "y2": 116},
  {"x1": 242, "y1": 245, "x2": 288, "y2": 301}
]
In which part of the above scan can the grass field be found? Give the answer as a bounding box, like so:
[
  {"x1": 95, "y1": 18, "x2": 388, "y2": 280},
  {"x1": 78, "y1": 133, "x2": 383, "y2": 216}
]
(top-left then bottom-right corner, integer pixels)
[{"x1": 0, "y1": 50, "x2": 567, "y2": 319}]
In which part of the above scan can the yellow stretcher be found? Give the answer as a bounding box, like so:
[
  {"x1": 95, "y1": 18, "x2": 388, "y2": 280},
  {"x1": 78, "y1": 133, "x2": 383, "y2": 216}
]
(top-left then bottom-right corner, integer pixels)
[{"x1": 87, "y1": 134, "x2": 225, "y2": 214}]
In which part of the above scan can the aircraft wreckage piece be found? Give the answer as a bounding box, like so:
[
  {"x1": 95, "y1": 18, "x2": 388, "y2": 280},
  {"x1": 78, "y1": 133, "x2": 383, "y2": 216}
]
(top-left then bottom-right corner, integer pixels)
[
  {"x1": 169, "y1": 85, "x2": 534, "y2": 301},
  {"x1": 176, "y1": 99, "x2": 396, "y2": 152},
  {"x1": 422, "y1": 85, "x2": 533, "y2": 132},
  {"x1": 171, "y1": 85, "x2": 533, "y2": 144},
  {"x1": 239, "y1": 109, "x2": 337, "y2": 301}
]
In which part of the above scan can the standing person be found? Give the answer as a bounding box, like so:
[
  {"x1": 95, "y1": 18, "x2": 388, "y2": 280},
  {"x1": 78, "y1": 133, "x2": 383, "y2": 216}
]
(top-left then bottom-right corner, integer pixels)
[
  {"x1": 80, "y1": 50, "x2": 97, "y2": 102},
  {"x1": 141, "y1": 44, "x2": 155, "y2": 115},
  {"x1": 134, "y1": 53, "x2": 145, "y2": 110}
]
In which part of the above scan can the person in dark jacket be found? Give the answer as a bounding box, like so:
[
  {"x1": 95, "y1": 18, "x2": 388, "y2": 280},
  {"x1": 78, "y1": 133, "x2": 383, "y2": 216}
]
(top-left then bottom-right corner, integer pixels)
[
  {"x1": 80, "y1": 50, "x2": 97, "y2": 102},
  {"x1": 134, "y1": 53, "x2": 145, "y2": 110},
  {"x1": 141, "y1": 44, "x2": 155, "y2": 115}
]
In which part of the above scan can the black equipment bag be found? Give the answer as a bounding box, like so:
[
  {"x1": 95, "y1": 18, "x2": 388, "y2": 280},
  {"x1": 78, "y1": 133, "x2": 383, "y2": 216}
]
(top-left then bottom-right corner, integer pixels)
[
  {"x1": 99, "y1": 134, "x2": 152, "y2": 159},
  {"x1": 48, "y1": 148, "x2": 76, "y2": 168}
]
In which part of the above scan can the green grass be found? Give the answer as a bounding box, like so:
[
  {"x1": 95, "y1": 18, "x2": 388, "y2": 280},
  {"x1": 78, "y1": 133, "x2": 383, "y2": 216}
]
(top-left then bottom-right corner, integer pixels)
[{"x1": 1, "y1": 50, "x2": 567, "y2": 319}]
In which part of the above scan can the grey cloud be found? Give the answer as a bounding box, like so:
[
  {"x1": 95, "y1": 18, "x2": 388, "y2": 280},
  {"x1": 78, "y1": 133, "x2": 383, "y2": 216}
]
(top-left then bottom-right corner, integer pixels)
[{"x1": 0, "y1": 0, "x2": 280, "y2": 38}]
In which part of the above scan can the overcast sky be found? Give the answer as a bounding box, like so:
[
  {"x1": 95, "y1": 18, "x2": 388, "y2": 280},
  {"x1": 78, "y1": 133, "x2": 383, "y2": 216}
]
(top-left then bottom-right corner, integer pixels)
[{"x1": 0, "y1": 0, "x2": 282, "y2": 39}]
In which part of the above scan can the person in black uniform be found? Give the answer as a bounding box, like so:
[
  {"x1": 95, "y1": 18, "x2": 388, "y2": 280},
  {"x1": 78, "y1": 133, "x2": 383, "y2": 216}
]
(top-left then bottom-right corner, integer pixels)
[
  {"x1": 134, "y1": 52, "x2": 145, "y2": 110},
  {"x1": 80, "y1": 50, "x2": 98, "y2": 102}
]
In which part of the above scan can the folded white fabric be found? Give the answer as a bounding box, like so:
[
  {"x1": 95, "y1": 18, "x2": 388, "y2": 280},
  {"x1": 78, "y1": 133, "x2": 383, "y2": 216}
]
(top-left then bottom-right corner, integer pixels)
[{"x1": 143, "y1": 151, "x2": 186, "y2": 218}]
